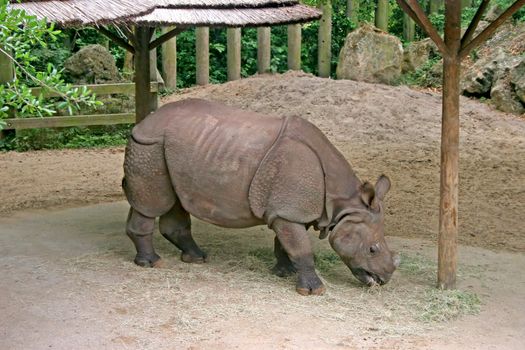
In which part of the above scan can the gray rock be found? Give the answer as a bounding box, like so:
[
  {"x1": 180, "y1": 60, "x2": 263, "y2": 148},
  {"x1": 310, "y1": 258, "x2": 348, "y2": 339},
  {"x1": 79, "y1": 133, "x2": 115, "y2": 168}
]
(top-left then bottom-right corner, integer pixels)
[
  {"x1": 336, "y1": 24, "x2": 404, "y2": 84},
  {"x1": 491, "y1": 60, "x2": 525, "y2": 114},
  {"x1": 64, "y1": 44, "x2": 121, "y2": 84},
  {"x1": 461, "y1": 49, "x2": 507, "y2": 96},
  {"x1": 510, "y1": 60, "x2": 525, "y2": 104},
  {"x1": 402, "y1": 38, "x2": 437, "y2": 73}
]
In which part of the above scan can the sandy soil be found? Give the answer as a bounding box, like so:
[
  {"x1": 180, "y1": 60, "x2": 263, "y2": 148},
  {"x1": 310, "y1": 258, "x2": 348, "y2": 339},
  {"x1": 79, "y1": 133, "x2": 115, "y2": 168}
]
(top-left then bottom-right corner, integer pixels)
[
  {"x1": 1, "y1": 72, "x2": 524, "y2": 349},
  {"x1": 1, "y1": 71, "x2": 523, "y2": 252}
]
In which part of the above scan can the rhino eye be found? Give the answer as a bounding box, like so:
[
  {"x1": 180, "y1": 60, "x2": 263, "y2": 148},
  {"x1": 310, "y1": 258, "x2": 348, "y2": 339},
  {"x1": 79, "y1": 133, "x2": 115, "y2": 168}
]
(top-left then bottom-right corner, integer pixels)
[{"x1": 369, "y1": 243, "x2": 380, "y2": 254}]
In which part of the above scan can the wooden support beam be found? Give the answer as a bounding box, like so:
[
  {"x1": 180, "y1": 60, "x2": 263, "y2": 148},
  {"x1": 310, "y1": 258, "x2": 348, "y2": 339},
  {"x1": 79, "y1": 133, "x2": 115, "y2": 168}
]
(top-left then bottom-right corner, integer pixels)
[
  {"x1": 461, "y1": 0, "x2": 490, "y2": 50},
  {"x1": 134, "y1": 26, "x2": 152, "y2": 123},
  {"x1": 438, "y1": 0, "x2": 462, "y2": 290},
  {"x1": 287, "y1": 24, "x2": 301, "y2": 70},
  {"x1": 318, "y1": 0, "x2": 332, "y2": 78},
  {"x1": 257, "y1": 27, "x2": 271, "y2": 74},
  {"x1": 196, "y1": 27, "x2": 210, "y2": 85},
  {"x1": 227, "y1": 27, "x2": 241, "y2": 81},
  {"x1": 149, "y1": 27, "x2": 186, "y2": 50},
  {"x1": 96, "y1": 26, "x2": 135, "y2": 54},
  {"x1": 161, "y1": 27, "x2": 177, "y2": 90},
  {"x1": 396, "y1": 0, "x2": 448, "y2": 55},
  {"x1": 375, "y1": 0, "x2": 389, "y2": 31},
  {"x1": 459, "y1": 0, "x2": 525, "y2": 59}
]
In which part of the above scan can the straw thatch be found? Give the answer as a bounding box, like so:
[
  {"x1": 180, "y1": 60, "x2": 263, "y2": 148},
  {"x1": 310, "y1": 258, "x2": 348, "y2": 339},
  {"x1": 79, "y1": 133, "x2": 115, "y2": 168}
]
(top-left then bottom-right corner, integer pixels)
[
  {"x1": 134, "y1": 5, "x2": 321, "y2": 27},
  {"x1": 155, "y1": 0, "x2": 297, "y2": 8},
  {"x1": 9, "y1": 0, "x2": 320, "y2": 27},
  {"x1": 9, "y1": 0, "x2": 154, "y2": 26}
]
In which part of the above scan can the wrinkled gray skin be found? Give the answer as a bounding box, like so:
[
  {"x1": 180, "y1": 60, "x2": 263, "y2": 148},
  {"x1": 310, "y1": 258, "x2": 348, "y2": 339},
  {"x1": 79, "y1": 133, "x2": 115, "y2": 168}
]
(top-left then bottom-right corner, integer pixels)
[{"x1": 123, "y1": 98, "x2": 400, "y2": 295}]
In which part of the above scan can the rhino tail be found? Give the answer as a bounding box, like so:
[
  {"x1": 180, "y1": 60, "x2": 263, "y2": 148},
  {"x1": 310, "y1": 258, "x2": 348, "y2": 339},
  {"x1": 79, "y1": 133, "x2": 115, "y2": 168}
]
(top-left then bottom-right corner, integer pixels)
[
  {"x1": 248, "y1": 131, "x2": 325, "y2": 228},
  {"x1": 123, "y1": 133, "x2": 176, "y2": 218}
]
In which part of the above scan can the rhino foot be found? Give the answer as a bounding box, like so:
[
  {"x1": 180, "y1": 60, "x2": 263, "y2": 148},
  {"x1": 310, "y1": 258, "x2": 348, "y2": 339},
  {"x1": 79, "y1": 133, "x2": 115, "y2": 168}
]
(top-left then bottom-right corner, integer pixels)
[
  {"x1": 134, "y1": 252, "x2": 163, "y2": 268},
  {"x1": 181, "y1": 251, "x2": 208, "y2": 264},
  {"x1": 296, "y1": 273, "x2": 326, "y2": 296}
]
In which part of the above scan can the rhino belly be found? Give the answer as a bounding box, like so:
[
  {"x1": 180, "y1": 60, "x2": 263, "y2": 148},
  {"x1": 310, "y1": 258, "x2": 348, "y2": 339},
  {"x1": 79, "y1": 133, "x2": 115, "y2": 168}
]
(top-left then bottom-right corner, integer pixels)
[{"x1": 163, "y1": 105, "x2": 283, "y2": 228}]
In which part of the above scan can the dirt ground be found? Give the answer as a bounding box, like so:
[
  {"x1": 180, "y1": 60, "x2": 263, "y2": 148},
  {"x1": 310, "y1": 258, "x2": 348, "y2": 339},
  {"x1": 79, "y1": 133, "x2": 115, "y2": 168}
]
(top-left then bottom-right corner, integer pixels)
[{"x1": 1, "y1": 72, "x2": 524, "y2": 349}]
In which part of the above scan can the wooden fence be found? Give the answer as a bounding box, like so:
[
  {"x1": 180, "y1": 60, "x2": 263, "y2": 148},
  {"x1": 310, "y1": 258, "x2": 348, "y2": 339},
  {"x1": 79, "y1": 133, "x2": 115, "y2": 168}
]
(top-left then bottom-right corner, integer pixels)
[{"x1": 1, "y1": 82, "x2": 158, "y2": 130}]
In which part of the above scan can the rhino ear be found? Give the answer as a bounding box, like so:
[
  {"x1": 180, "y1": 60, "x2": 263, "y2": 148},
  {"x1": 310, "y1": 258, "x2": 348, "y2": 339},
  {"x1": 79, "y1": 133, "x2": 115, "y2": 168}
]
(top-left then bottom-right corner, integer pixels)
[
  {"x1": 360, "y1": 181, "x2": 376, "y2": 208},
  {"x1": 374, "y1": 175, "x2": 391, "y2": 201},
  {"x1": 370, "y1": 175, "x2": 391, "y2": 210}
]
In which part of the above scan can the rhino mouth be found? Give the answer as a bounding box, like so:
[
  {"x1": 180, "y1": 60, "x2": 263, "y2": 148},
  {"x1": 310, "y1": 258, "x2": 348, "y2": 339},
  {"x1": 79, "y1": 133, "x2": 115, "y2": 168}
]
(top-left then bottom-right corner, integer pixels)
[{"x1": 351, "y1": 268, "x2": 385, "y2": 286}]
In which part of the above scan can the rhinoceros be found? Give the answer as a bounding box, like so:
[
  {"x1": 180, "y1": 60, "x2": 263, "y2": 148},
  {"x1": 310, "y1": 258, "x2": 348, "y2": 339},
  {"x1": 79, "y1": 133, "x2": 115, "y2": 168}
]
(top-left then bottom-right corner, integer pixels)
[{"x1": 123, "y1": 98, "x2": 399, "y2": 295}]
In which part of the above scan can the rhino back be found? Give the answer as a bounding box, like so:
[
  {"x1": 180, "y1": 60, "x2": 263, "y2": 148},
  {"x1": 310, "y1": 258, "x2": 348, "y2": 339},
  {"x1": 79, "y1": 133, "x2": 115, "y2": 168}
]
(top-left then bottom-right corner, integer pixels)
[{"x1": 161, "y1": 99, "x2": 283, "y2": 227}]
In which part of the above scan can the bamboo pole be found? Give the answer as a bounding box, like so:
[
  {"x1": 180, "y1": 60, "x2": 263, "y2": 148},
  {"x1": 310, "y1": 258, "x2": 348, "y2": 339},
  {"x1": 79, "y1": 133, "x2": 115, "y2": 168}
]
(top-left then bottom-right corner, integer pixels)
[
  {"x1": 161, "y1": 27, "x2": 177, "y2": 90},
  {"x1": 134, "y1": 27, "x2": 152, "y2": 123},
  {"x1": 346, "y1": 0, "x2": 359, "y2": 24},
  {"x1": 287, "y1": 24, "x2": 301, "y2": 70},
  {"x1": 318, "y1": 1, "x2": 332, "y2": 78},
  {"x1": 227, "y1": 27, "x2": 241, "y2": 81},
  {"x1": 438, "y1": 1, "x2": 462, "y2": 290},
  {"x1": 196, "y1": 27, "x2": 209, "y2": 85},
  {"x1": 257, "y1": 27, "x2": 271, "y2": 74},
  {"x1": 429, "y1": 0, "x2": 443, "y2": 14},
  {"x1": 375, "y1": 0, "x2": 389, "y2": 31},
  {"x1": 403, "y1": 12, "x2": 415, "y2": 41}
]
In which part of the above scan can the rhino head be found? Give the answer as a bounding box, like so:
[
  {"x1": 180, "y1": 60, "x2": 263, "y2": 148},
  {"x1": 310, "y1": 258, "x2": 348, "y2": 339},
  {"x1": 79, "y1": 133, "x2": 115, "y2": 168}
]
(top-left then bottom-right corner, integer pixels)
[{"x1": 328, "y1": 175, "x2": 400, "y2": 286}]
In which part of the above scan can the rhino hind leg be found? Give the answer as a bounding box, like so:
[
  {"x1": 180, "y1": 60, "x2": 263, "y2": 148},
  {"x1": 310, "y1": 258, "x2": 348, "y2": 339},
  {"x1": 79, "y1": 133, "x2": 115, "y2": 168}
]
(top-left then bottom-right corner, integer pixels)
[
  {"x1": 126, "y1": 208, "x2": 162, "y2": 268},
  {"x1": 271, "y1": 236, "x2": 297, "y2": 277},
  {"x1": 160, "y1": 202, "x2": 207, "y2": 264},
  {"x1": 272, "y1": 218, "x2": 325, "y2": 296}
]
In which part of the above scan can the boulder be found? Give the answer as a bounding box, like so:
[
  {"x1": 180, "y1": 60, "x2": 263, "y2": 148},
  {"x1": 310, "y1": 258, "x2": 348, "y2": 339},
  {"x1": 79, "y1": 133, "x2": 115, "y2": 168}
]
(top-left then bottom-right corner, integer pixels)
[
  {"x1": 510, "y1": 60, "x2": 525, "y2": 104},
  {"x1": 64, "y1": 44, "x2": 121, "y2": 84},
  {"x1": 491, "y1": 62, "x2": 525, "y2": 114},
  {"x1": 336, "y1": 24, "x2": 404, "y2": 84},
  {"x1": 402, "y1": 38, "x2": 437, "y2": 73},
  {"x1": 461, "y1": 49, "x2": 507, "y2": 96}
]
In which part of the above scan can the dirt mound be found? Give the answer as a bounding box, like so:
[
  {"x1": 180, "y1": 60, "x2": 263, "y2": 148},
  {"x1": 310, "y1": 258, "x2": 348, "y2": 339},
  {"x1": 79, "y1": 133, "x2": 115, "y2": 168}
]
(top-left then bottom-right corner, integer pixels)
[
  {"x1": 164, "y1": 71, "x2": 525, "y2": 252},
  {"x1": 1, "y1": 72, "x2": 524, "y2": 252}
]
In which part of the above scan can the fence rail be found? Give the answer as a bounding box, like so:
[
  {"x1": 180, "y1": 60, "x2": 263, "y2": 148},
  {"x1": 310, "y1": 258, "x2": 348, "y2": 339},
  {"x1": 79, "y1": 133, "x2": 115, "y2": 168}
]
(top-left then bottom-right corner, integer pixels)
[{"x1": 2, "y1": 82, "x2": 158, "y2": 131}]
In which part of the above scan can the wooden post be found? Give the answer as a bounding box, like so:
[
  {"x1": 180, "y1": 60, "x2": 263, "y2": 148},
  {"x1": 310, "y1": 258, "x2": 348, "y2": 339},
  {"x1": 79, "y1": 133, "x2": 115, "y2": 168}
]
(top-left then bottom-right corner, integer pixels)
[
  {"x1": 134, "y1": 27, "x2": 152, "y2": 123},
  {"x1": 287, "y1": 24, "x2": 301, "y2": 70},
  {"x1": 375, "y1": 0, "x2": 389, "y2": 31},
  {"x1": 429, "y1": 0, "x2": 443, "y2": 14},
  {"x1": 227, "y1": 27, "x2": 241, "y2": 81},
  {"x1": 257, "y1": 27, "x2": 271, "y2": 74},
  {"x1": 438, "y1": 1, "x2": 461, "y2": 290},
  {"x1": 318, "y1": 0, "x2": 332, "y2": 78},
  {"x1": 403, "y1": 12, "x2": 415, "y2": 41},
  {"x1": 0, "y1": 46, "x2": 15, "y2": 139},
  {"x1": 196, "y1": 27, "x2": 210, "y2": 85},
  {"x1": 161, "y1": 27, "x2": 177, "y2": 90},
  {"x1": 394, "y1": 0, "x2": 525, "y2": 291},
  {"x1": 347, "y1": 0, "x2": 360, "y2": 24},
  {"x1": 149, "y1": 46, "x2": 159, "y2": 111}
]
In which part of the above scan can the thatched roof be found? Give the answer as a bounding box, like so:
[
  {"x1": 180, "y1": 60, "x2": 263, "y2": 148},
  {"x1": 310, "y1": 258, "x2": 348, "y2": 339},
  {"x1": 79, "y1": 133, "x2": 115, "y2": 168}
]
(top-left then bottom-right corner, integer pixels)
[
  {"x1": 155, "y1": 0, "x2": 298, "y2": 8},
  {"x1": 135, "y1": 5, "x2": 321, "y2": 27},
  {"x1": 9, "y1": 0, "x2": 153, "y2": 26},
  {"x1": 9, "y1": 0, "x2": 320, "y2": 27}
]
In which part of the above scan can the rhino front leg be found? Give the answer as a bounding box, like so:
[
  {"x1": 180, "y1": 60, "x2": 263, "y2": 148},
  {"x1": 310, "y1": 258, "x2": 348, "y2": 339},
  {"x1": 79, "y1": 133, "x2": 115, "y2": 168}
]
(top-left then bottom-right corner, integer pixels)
[
  {"x1": 272, "y1": 236, "x2": 297, "y2": 277},
  {"x1": 271, "y1": 218, "x2": 325, "y2": 296},
  {"x1": 126, "y1": 208, "x2": 162, "y2": 267},
  {"x1": 160, "y1": 202, "x2": 207, "y2": 263}
]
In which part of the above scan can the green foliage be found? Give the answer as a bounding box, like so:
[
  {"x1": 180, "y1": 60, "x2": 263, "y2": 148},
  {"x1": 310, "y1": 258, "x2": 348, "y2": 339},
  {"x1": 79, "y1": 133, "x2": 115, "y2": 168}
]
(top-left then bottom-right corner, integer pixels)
[
  {"x1": 397, "y1": 57, "x2": 442, "y2": 88},
  {"x1": 0, "y1": 0, "x2": 100, "y2": 129},
  {"x1": 0, "y1": 124, "x2": 131, "y2": 151}
]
